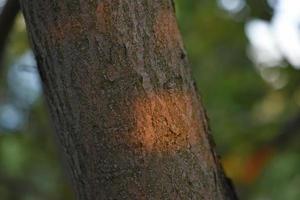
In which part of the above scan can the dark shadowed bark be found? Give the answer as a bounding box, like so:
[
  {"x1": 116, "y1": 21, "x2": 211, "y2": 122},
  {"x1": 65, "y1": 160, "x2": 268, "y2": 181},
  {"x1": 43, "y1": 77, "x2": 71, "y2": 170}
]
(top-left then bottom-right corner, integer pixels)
[{"x1": 20, "y1": 1, "x2": 237, "y2": 199}]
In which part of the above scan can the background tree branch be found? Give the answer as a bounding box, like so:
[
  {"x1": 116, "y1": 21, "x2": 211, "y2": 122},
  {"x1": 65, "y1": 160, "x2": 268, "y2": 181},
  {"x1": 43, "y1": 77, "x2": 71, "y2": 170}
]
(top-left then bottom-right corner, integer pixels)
[{"x1": 0, "y1": 0, "x2": 20, "y2": 68}]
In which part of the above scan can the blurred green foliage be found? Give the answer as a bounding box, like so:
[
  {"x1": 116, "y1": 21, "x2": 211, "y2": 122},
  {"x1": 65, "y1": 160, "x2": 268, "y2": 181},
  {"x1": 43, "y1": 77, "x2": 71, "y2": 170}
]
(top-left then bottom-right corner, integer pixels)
[
  {"x1": 0, "y1": 1, "x2": 299, "y2": 199},
  {"x1": 175, "y1": 0, "x2": 300, "y2": 199}
]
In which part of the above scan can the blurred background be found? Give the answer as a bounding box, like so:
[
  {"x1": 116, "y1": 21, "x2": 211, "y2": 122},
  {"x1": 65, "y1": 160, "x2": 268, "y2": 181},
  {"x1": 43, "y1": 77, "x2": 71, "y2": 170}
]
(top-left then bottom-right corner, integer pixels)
[{"x1": 0, "y1": 0, "x2": 300, "y2": 199}]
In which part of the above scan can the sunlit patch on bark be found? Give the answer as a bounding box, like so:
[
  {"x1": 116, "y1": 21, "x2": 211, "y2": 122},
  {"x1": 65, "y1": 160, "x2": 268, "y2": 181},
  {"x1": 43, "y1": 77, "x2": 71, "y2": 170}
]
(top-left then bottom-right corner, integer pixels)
[
  {"x1": 131, "y1": 91, "x2": 202, "y2": 153},
  {"x1": 47, "y1": 18, "x2": 83, "y2": 43},
  {"x1": 46, "y1": 1, "x2": 110, "y2": 42},
  {"x1": 153, "y1": 9, "x2": 182, "y2": 49},
  {"x1": 95, "y1": 1, "x2": 110, "y2": 33},
  {"x1": 127, "y1": 183, "x2": 147, "y2": 200}
]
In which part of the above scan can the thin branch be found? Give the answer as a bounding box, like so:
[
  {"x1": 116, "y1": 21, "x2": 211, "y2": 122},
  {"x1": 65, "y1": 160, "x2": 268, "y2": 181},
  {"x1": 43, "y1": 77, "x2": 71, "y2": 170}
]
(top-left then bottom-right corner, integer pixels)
[{"x1": 0, "y1": 0, "x2": 20, "y2": 68}]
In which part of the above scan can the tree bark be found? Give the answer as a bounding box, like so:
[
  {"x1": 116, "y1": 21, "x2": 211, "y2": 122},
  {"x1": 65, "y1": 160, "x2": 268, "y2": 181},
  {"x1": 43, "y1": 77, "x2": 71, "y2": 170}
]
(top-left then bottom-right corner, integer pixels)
[{"x1": 20, "y1": 1, "x2": 237, "y2": 199}]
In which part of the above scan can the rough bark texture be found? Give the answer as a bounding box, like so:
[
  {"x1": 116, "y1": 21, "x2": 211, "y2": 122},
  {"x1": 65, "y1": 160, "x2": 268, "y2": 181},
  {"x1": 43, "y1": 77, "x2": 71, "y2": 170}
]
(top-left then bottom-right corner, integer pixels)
[{"x1": 20, "y1": 1, "x2": 237, "y2": 199}]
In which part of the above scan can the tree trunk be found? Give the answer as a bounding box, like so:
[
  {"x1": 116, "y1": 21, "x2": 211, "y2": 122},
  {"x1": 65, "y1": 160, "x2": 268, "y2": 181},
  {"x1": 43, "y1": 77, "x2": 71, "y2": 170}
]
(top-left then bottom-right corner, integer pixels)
[{"x1": 20, "y1": 1, "x2": 237, "y2": 199}]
